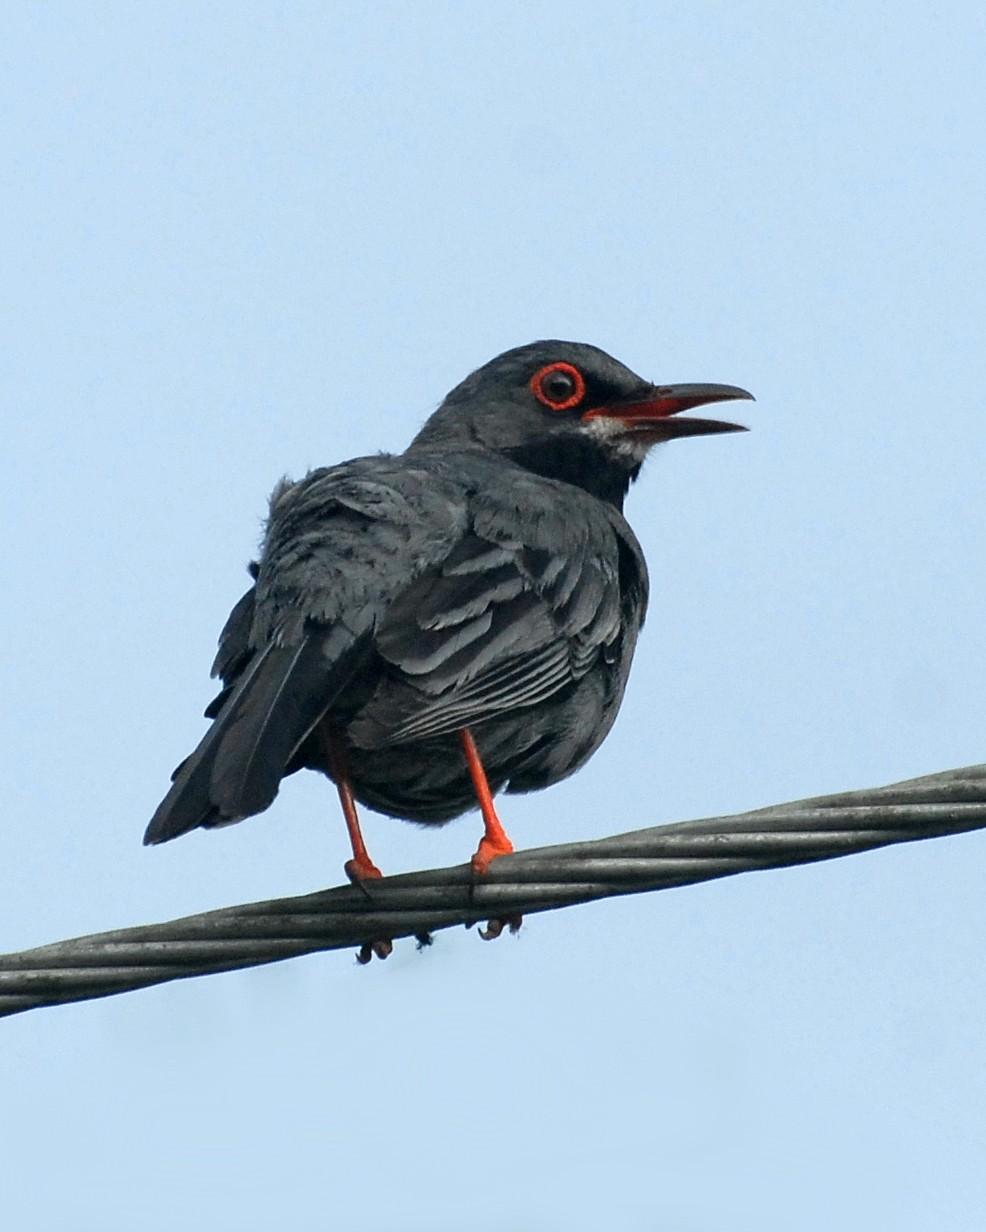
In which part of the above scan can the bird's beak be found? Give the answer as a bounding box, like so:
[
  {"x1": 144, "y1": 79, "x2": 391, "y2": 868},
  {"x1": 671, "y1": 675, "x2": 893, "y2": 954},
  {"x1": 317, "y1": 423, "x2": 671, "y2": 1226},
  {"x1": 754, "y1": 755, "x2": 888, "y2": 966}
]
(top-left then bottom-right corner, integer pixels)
[{"x1": 582, "y1": 383, "x2": 754, "y2": 440}]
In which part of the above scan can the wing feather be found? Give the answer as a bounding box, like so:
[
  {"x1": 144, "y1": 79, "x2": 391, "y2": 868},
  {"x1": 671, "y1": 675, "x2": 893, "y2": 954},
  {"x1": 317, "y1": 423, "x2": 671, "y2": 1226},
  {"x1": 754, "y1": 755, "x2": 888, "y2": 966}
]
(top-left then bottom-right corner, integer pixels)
[
  {"x1": 355, "y1": 520, "x2": 627, "y2": 746},
  {"x1": 146, "y1": 457, "x2": 468, "y2": 841}
]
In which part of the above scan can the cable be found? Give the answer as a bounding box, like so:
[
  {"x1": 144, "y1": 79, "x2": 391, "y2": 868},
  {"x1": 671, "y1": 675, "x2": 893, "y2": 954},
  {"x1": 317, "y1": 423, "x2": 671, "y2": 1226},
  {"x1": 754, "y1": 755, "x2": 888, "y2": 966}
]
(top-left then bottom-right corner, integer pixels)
[{"x1": 2, "y1": 763, "x2": 984, "y2": 1018}]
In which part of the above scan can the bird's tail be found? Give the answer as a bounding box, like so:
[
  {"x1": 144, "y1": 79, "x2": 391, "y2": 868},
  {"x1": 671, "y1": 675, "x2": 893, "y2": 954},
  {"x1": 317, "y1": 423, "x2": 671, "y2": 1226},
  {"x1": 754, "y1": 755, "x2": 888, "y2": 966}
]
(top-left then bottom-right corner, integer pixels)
[{"x1": 144, "y1": 626, "x2": 368, "y2": 845}]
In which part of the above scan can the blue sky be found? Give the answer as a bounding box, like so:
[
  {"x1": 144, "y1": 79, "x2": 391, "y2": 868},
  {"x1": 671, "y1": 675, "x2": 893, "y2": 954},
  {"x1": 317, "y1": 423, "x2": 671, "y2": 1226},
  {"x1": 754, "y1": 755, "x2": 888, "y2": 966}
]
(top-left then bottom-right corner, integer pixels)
[{"x1": 3, "y1": 3, "x2": 986, "y2": 1229}]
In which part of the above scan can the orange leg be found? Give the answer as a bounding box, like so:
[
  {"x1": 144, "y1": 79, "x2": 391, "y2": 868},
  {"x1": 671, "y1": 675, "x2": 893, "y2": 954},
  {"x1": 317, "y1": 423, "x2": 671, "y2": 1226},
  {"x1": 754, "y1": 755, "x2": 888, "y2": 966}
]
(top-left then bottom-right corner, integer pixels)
[
  {"x1": 320, "y1": 727, "x2": 382, "y2": 884},
  {"x1": 459, "y1": 728, "x2": 515, "y2": 875}
]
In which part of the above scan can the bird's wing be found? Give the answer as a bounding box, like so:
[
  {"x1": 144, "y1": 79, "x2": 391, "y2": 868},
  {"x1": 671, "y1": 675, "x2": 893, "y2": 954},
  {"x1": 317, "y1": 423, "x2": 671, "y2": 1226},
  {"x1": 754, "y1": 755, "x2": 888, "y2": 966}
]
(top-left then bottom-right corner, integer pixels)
[
  {"x1": 144, "y1": 459, "x2": 467, "y2": 843},
  {"x1": 359, "y1": 477, "x2": 638, "y2": 746},
  {"x1": 201, "y1": 572, "x2": 258, "y2": 719}
]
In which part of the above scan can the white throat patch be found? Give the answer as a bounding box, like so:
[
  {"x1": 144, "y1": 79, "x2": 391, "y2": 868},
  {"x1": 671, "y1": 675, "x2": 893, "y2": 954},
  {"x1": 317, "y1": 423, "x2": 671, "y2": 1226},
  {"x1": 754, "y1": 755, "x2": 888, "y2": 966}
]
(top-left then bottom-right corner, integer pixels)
[{"x1": 578, "y1": 416, "x2": 655, "y2": 467}]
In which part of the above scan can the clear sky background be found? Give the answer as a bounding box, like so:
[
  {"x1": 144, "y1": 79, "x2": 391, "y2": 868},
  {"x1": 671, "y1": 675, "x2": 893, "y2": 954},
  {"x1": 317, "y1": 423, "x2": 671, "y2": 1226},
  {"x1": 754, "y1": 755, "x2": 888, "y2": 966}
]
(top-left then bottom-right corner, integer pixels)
[{"x1": 3, "y1": 3, "x2": 985, "y2": 1229}]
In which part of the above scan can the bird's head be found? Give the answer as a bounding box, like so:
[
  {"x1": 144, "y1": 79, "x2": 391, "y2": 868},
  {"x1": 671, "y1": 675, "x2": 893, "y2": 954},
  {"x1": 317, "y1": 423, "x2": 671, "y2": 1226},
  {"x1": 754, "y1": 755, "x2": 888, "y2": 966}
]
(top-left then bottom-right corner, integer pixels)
[{"x1": 410, "y1": 341, "x2": 752, "y2": 505}]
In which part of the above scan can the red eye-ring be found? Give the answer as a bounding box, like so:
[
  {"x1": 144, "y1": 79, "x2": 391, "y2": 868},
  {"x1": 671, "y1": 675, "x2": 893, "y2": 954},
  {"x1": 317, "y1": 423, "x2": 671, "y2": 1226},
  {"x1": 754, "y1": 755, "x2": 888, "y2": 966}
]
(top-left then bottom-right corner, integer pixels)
[{"x1": 530, "y1": 361, "x2": 586, "y2": 411}]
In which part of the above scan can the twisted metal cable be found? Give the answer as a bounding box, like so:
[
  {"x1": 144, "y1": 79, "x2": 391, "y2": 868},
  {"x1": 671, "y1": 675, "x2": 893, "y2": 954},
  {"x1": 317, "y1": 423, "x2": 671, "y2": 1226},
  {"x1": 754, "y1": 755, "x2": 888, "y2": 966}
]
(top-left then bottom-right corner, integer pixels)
[{"x1": 2, "y1": 763, "x2": 985, "y2": 1018}]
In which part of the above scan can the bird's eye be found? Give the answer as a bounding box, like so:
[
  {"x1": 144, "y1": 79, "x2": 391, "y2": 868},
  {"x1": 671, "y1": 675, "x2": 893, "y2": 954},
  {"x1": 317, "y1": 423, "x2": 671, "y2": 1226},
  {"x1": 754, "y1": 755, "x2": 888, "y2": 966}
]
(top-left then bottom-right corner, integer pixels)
[{"x1": 530, "y1": 362, "x2": 586, "y2": 411}]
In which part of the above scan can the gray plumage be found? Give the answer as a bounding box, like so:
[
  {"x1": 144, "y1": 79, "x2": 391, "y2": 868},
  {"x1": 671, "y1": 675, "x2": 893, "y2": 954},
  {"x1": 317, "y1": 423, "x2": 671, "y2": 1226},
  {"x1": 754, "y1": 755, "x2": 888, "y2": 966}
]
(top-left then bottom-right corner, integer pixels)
[{"x1": 146, "y1": 340, "x2": 749, "y2": 847}]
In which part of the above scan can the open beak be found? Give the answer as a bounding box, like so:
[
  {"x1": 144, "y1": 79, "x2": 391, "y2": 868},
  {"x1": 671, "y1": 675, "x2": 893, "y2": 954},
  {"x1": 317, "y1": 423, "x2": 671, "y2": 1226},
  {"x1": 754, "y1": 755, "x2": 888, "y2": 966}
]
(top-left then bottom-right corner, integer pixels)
[{"x1": 582, "y1": 382, "x2": 754, "y2": 440}]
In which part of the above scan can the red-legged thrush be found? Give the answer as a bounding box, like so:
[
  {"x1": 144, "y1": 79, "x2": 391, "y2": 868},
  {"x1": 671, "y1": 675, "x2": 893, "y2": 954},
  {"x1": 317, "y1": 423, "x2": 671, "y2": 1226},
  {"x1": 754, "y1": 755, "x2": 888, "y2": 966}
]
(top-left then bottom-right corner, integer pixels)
[{"x1": 146, "y1": 341, "x2": 752, "y2": 887}]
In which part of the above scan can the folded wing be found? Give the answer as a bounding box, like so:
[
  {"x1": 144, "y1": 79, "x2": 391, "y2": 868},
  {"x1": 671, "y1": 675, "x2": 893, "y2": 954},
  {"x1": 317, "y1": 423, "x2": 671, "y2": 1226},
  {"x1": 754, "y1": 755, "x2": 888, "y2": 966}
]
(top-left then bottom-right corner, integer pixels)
[
  {"x1": 351, "y1": 483, "x2": 636, "y2": 747},
  {"x1": 144, "y1": 459, "x2": 467, "y2": 843}
]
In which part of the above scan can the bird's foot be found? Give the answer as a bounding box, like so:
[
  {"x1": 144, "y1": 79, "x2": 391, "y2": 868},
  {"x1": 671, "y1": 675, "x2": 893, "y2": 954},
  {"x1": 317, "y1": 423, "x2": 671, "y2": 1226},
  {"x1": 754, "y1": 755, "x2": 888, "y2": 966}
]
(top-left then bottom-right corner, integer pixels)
[
  {"x1": 347, "y1": 858, "x2": 386, "y2": 958},
  {"x1": 469, "y1": 835, "x2": 519, "y2": 939},
  {"x1": 470, "y1": 833, "x2": 514, "y2": 877},
  {"x1": 356, "y1": 939, "x2": 393, "y2": 964},
  {"x1": 479, "y1": 914, "x2": 523, "y2": 941},
  {"x1": 345, "y1": 855, "x2": 383, "y2": 884}
]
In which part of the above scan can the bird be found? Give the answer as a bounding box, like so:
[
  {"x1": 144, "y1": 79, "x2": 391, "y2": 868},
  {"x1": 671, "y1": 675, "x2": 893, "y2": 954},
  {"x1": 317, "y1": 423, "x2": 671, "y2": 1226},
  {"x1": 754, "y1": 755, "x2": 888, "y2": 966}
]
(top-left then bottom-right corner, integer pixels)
[{"x1": 145, "y1": 340, "x2": 751, "y2": 893}]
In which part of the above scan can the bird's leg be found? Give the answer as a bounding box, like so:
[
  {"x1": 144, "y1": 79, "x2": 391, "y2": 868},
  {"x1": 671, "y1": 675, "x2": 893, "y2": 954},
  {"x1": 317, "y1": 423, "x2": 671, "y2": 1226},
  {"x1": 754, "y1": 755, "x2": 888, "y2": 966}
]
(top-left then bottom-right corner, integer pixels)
[
  {"x1": 319, "y1": 727, "x2": 383, "y2": 884},
  {"x1": 459, "y1": 728, "x2": 514, "y2": 875},
  {"x1": 320, "y1": 727, "x2": 390, "y2": 964},
  {"x1": 459, "y1": 728, "x2": 523, "y2": 939}
]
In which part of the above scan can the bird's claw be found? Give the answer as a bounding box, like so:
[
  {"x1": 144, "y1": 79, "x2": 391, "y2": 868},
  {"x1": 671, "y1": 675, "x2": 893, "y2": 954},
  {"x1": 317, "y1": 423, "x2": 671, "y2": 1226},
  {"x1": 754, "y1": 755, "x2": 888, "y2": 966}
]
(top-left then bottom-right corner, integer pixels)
[
  {"x1": 356, "y1": 938, "x2": 393, "y2": 964},
  {"x1": 479, "y1": 914, "x2": 523, "y2": 941}
]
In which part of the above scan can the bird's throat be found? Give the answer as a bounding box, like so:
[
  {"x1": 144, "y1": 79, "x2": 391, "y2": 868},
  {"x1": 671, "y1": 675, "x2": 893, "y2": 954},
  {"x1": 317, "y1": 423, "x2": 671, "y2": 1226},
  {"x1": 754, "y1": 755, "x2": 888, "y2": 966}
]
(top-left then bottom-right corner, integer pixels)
[{"x1": 501, "y1": 436, "x2": 639, "y2": 509}]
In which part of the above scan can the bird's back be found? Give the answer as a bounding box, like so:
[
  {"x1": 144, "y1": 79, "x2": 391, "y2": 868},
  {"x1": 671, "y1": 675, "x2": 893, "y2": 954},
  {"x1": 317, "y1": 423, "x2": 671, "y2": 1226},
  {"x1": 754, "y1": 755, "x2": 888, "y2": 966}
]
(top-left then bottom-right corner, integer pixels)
[{"x1": 147, "y1": 447, "x2": 648, "y2": 840}]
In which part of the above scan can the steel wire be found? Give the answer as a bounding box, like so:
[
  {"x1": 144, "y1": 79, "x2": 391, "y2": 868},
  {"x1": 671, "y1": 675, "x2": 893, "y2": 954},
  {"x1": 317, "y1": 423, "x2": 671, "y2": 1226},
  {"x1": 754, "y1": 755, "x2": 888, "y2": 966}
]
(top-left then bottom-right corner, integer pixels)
[{"x1": 2, "y1": 763, "x2": 984, "y2": 1017}]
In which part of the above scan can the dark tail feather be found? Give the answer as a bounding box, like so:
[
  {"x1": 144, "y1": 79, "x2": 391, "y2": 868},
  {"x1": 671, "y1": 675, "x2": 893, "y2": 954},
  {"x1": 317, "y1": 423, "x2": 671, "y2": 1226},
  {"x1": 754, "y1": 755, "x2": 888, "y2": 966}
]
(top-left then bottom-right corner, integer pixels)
[
  {"x1": 209, "y1": 627, "x2": 365, "y2": 818},
  {"x1": 144, "y1": 643, "x2": 278, "y2": 844},
  {"x1": 144, "y1": 626, "x2": 369, "y2": 845}
]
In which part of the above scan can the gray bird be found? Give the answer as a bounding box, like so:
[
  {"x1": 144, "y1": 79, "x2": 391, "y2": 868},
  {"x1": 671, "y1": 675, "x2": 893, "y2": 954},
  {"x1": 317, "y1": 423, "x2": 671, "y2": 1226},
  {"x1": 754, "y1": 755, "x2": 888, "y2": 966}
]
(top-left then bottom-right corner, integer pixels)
[{"x1": 145, "y1": 341, "x2": 751, "y2": 884}]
